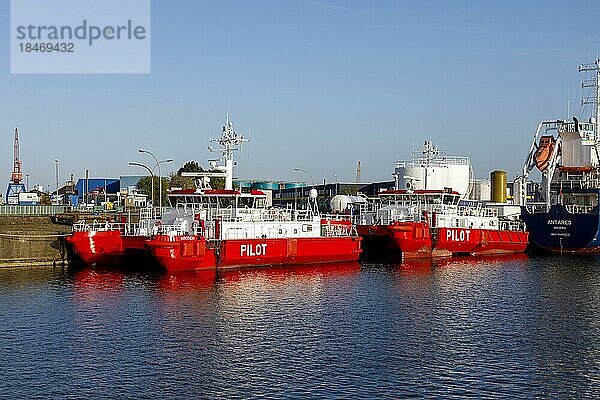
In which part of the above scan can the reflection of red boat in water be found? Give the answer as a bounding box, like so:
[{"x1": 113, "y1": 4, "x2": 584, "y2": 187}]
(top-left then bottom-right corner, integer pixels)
[
  {"x1": 397, "y1": 253, "x2": 529, "y2": 272},
  {"x1": 70, "y1": 269, "x2": 127, "y2": 303},
  {"x1": 218, "y1": 261, "x2": 361, "y2": 283},
  {"x1": 155, "y1": 261, "x2": 361, "y2": 291},
  {"x1": 388, "y1": 253, "x2": 528, "y2": 275},
  {"x1": 156, "y1": 270, "x2": 219, "y2": 291}
]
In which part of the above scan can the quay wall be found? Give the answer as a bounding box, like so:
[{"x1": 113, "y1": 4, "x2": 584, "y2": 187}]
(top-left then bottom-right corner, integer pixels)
[{"x1": 0, "y1": 216, "x2": 71, "y2": 268}]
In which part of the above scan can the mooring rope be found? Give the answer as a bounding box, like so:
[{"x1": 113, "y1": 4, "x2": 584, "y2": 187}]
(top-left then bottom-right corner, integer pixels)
[{"x1": 0, "y1": 232, "x2": 70, "y2": 239}]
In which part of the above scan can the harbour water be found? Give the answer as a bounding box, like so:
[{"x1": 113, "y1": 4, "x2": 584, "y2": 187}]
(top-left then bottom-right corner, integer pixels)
[{"x1": 0, "y1": 255, "x2": 599, "y2": 398}]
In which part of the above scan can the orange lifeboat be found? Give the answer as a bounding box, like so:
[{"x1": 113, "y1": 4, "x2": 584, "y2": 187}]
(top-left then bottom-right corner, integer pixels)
[
  {"x1": 558, "y1": 165, "x2": 594, "y2": 173},
  {"x1": 534, "y1": 135, "x2": 556, "y2": 172}
]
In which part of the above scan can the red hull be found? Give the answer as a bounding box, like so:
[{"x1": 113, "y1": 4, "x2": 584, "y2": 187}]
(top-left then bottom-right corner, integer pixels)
[
  {"x1": 65, "y1": 231, "x2": 148, "y2": 265},
  {"x1": 357, "y1": 222, "x2": 432, "y2": 258},
  {"x1": 358, "y1": 224, "x2": 528, "y2": 259},
  {"x1": 433, "y1": 227, "x2": 529, "y2": 256},
  {"x1": 146, "y1": 235, "x2": 362, "y2": 272}
]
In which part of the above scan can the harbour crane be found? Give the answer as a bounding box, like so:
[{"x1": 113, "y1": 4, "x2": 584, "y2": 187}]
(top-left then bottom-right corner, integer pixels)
[{"x1": 5, "y1": 128, "x2": 26, "y2": 204}]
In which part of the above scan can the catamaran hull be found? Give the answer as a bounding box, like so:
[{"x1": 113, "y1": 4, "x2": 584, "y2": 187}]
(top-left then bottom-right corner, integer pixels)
[
  {"x1": 356, "y1": 222, "x2": 432, "y2": 259},
  {"x1": 433, "y1": 227, "x2": 529, "y2": 256},
  {"x1": 65, "y1": 231, "x2": 150, "y2": 265},
  {"x1": 146, "y1": 235, "x2": 363, "y2": 272},
  {"x1": 521, "y1": 205, "x2": 600, "y2": 253},
  {"x1": 358, "y1": 224, "x2": 528, "y2": 258}
]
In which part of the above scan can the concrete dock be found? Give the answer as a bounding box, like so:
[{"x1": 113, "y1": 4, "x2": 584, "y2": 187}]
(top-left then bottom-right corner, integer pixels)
[{"x1": 0, "y1": 216, "x2": 72, "y2": 268}]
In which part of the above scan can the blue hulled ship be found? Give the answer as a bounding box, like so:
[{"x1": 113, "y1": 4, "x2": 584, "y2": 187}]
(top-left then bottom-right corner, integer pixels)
[{"x1": 519, "y1": 59, "x2": 600, "y2": 253}]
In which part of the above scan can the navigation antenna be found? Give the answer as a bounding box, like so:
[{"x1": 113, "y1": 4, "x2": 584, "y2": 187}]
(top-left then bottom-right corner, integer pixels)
[
  {"x1": 421, "y1": 140, "x2": 439, "y2": 166},
  {"x1": 579, "y1": 58, "x2": 600, "y2": 135},
  {"x1": 208, "y1": 115, "x2": 249, "y2": 190}
]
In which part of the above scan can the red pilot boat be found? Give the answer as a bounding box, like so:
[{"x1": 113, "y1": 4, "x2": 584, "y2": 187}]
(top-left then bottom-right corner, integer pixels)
[
  {"x1": 65, "y1": 208, "x2": 159, "y2": 265},
  {"x1": 146, "y1": 197, "x2": 362, "y2": 272},
  {"x1": 355, "y1": 141, "x2": 528, "y2": 259},
  {"x1": 146, "y1": 116, "x2": 362, "y2": 272}
]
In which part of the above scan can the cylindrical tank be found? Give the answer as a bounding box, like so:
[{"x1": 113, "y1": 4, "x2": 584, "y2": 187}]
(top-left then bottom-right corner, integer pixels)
[
  {"x1": 490, "y1": 170, "x2": 507, "y2": 203},
  {"x1": 252, "y1": 181, "x2": 279, "y2": 190},
  {"x1": 513, "y1": 176, "x2": 524, "y2": 205},
  {"x1": 329, "y1": 195, "x2": 367, "y2": 213},
  {"x1": 234, "y1": 180, "x2": 253, "y2": 190},
  {"x1": 395, "y1": 161, "x2": 472, "y2": 194}
]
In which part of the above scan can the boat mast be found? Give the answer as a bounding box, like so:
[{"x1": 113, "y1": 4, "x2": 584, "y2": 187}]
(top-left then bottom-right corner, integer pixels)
[
  {"x1": 579, "y1": 58, "x2": 600, "y2": 136},
  {"x1": 209, "y1": 115, "x2": 249, "y2": 190}
]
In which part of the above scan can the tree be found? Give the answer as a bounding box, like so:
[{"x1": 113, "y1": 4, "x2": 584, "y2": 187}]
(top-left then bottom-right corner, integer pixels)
[
  {"x1": 169, "y1": 160, "x2": 225, "y2": 190},
  {"x1": 169, "y1": 172, "x2": 196, "y2": 190},
  {"x1": 339, "y1": 184, "x2": 359, "y2": 196},
  {"x1": 170, "y1": 161, "x2": 202, "y2": 191},
  {"x1": 136, "y1": 176, "x2": 170, "y2": 206},
  {"x1": 177, "y1": 161, "x2": 203, "y2": 175},
  {"x1": 209, "y1": 172, "x2": 225, "y2": 190},
  {"x1": 39, "y1": 193, "x2": 51, "y2": 206}
]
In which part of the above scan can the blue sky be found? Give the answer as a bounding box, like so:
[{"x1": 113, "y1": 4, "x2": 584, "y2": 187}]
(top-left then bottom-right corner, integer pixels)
[{"x1": 0, "y1": 0, "x2": 599, "y2": 190}]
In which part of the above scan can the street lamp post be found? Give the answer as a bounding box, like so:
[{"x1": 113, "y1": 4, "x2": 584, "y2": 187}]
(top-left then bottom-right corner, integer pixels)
[
  {"x1": 54, "y1": 159, "x2": 59, "y2": 204},
  {"x1": 293, "y1": 167, "x2": 316, "y2": 210},
  {"x1": 154, "y1": 159, "x2": 173, "y2": 213},
  {"x1": 139, "y1": 149, "x2": 173, "y2": 213},
  {"x1": 85, "y1": 169, "x2": 89, "y2": 207},
  {"x1": 293, "y1": 167, "x2": 314, "y2": 187},
  {"x1": 129, "y1": 162, "x2": 154, "y2": 208}
]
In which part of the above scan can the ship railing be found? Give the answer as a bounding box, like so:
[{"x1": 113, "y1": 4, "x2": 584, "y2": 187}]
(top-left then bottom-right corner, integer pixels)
[
  {"x1": 208, "y1": 207, "x2": 316, "y2": 223},
  {"x1": 558, "y1": 121, "x2": 596, "y2": 134},
  {"x1": 175, "y1": 202, "x2": 206, "y2": 214},
  {"x1": 526, "y1": 203, "x2": 548, "y2": 214},
  {"x1": 122, "y1": 223, "x2": 140, "y2": 236},
  {"x1": 72, "y1": 220, "x2": 126, "y2": 233},
  {"x1": 321, "y1": 223, "x2": 354, "y2": 237},
  {"x1": 320, "y1": 213, "x2": 353, "y2": 222},
  {"x1": 430, "y1": 204, "x2": 499, "y2": 218},
  {"x1": 498, "y1": 219, "x2": 526, "y2": 232},
  {"x1": 553, "y1": 176, "x2": 600, "y2": 190},
  {"x1": 565, "y1": 204, "x2": 596, "y2": 214},
  {"x1": 394, "y1": 156, "x2": 470, "y2": 168},
  {"x1": 139, "y1": 207, "x2": 156, "y2": 220},
  {"x1": 156, "y1": 223, "x2": 190, "y2": 237},
  {"x1": 554, "y1": 179, "x2": 583, "y2": 190}
]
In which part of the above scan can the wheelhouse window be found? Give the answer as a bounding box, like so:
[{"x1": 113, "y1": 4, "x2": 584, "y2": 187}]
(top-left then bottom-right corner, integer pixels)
[{"x1": 218, "y1": 197, "x2": 234, "y2": 208}]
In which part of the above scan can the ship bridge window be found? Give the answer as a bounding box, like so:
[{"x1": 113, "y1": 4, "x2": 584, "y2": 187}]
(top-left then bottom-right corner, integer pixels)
[
  {"x1": 442, "y1": 195, "x2": 453, "y2": 205},
  {"x1": 425, "y1": 195, "x2": 441, "y2": 205},
  {"x1": 255, "y1": 198, "x2": 266, "y2": 208},
  {"x1": 217, "y1": 197, "x2": 234, "y2": 208},
  {"x1": 238, "y1": 197, "x2": 253, "y2": 208}
]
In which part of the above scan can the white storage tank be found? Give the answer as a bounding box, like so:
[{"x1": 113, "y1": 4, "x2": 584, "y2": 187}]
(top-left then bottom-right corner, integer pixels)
[
  {"x1": 470, "y1": 179, "x2": 491, "y2": 201},
  {"x1": 394, "y1": 141, "x2": 472, "y2": 195},
  {"x1": 330, "y1": 195, "x2": 367, "y2": 213}
]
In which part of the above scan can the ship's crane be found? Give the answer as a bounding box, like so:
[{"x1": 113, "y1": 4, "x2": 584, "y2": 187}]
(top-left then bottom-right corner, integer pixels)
[{"x1": 5, "y1": 128, "x2": 26, "y2": 204}]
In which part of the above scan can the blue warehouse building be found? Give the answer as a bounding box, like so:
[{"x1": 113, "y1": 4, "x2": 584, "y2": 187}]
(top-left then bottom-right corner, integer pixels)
[{"x1": 74, "y1": 178, "x2": 120, "y2": 206}]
